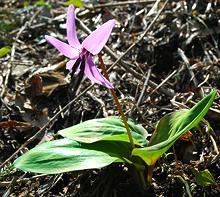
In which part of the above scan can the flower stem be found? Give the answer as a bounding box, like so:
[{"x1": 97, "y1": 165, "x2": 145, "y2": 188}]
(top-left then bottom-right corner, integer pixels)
[
  {"x1": 147, "y1": 164, "x2": 155, "y2": 185},
  {"x1": 98, "y1": 54, "x2": 135, "y2": 149}
]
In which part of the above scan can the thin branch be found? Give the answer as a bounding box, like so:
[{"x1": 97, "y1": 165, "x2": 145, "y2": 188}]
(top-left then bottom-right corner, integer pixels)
[
  {"x1": 178, "y1": 48, "x2": 198, "y2": 87},
  {"x1": 85, "y1": 0, "x2": 155, "y2": 9},
  {"x1": 150, "y1": 70, "x2": 177, "y2": 95},
  {"x1": 137, "y1": 68, "x2": 152, "y2": 107}
]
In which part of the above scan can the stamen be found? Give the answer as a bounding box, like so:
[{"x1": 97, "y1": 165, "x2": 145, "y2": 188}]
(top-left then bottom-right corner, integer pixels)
[
  {"x1": 74, "y1": 55, "x2": 85, "y2": 91},
  {"x1": 79, "y1": 55, "x2": 85, "y2": 73},
  {"x1": 71, "y1": 57, "x2": 81, "y2": 77}
]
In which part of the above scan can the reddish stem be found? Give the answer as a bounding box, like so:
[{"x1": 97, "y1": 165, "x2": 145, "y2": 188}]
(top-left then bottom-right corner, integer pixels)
[{"x1": 98, "y1": 53, "x2": 135, "y2": 149}]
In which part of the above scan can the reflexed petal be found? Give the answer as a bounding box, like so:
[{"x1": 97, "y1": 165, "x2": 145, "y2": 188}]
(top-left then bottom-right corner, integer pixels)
[
  {"x1": 84, "y1": 55, "x2": 114, "y2": 89},
  {"x1": 45, "y1": 35, "x2": 79, "y2": 59},
  {"x1": 66, "y1": 59, "x2": 77, "y2": 71},
  {"x1": 82, "y1": 19, "x2": 115, "y2": 55},
  {"x1": 67, "y1": 58, "x2": 81, "y2": 75},
  {"x1": 67, "y1": 5, "x2": 81, "y2": 48}
]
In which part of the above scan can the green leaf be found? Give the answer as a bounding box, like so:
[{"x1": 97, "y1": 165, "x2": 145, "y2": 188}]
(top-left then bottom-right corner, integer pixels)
[
  {"x1": 13, "y1": 138, "x2": 132, "y2": 174},
  {"x1": 66, "y1": 0, "x2": 84, "y2": 7},
  {"x1": 0, "y1": 46, "x2": 11, "y2": 58},
  {"x1": 35, "y1": 0, "x2": 46, "y2": 6},
  {"x1": 132, "y1": 90, "x2": 216, "y2": 166},
  {"x1": 58, "y1": 117, "x2": 148, "y2": 146},
  {"x1": 192, "y1": 169, "x2": 216, "y2": 186}
]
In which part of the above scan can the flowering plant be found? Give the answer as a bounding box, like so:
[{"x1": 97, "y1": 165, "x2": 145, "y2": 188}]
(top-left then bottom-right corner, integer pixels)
[{"x1": 12, "y1": 5, "x2": 217, "y2": 187}]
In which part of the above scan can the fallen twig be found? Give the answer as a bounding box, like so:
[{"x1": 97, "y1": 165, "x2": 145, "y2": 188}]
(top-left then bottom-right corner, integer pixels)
[{"x1": 85, "y1": 0, "x2": 155, "y2": 9}]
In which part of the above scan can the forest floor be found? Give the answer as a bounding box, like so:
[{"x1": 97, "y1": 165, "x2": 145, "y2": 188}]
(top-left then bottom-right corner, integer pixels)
[{"x1": 0, "y1": 0, "x2": 220, "y2": 196}]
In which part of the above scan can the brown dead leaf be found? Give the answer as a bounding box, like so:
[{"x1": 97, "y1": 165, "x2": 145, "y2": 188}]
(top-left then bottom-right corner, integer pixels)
[
  {"x1": 25, "y1": 72, "x2": 67, "y2": 97},
  {"x1": 40, "y1": 71, "x2": 67, "y2": 95},
  {"x1": 25, "y1": 74, "x2": 43, "y2": 98},
  {"x1": 0, "y1": 120, "x2": 32, "y2": 129}
]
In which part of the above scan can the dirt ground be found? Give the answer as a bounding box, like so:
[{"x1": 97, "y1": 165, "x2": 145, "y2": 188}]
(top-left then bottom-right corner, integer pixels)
[{"x1": 0, "y1": 0, "x2": 220, "y2": 196}]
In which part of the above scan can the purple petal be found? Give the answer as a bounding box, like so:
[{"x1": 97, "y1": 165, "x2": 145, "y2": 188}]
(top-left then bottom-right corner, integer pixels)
[
  {"x1": 66, "y1": 59, "x2": 77, "y2": 71},
  {"x1": 82, "y1": 19, "x2": 115, "y2": 55},
  {"x1": 84, "y1": 55, "x2": 114, "y2": 89},
  {"x1": 45, "y1": 35, "x2": 79, "y2": 59},
  {"x1": 67, "y1": 5, "x2": 81, "y2": 48},
  {"x1": 66, "y1": 58, "x2": 81, "y2": 74}
]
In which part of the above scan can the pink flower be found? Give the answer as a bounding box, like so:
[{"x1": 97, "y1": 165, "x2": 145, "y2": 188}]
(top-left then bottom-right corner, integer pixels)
[{"x1": 45, "y1": 5, "x2": 115, "y2": 89}]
